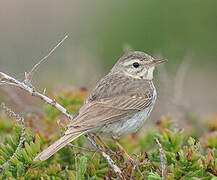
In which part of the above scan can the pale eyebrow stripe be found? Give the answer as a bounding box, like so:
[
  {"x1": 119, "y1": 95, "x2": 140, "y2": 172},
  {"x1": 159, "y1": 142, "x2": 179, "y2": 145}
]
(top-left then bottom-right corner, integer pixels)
[{"x1": 123, "y1": 59, "x2": 140, "y2": 66}]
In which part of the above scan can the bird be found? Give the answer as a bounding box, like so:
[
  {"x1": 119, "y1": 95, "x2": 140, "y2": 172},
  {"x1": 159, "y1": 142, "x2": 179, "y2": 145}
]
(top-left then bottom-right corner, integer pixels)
[{"x1": 34, "y1": 51, "x2": 167, "y2": 162}]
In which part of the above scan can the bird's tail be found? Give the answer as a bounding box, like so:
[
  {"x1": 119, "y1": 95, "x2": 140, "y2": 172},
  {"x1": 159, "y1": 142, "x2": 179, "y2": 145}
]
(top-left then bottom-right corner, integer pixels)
[{"x1": 34, "y1": 132, "x2": 85, "y2": 162}]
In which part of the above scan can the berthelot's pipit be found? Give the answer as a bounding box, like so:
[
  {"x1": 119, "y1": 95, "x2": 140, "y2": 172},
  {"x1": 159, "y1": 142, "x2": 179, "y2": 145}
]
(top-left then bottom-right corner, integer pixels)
[{"x1": 34, "y1": 51, "x2": 167, "y2": 161}]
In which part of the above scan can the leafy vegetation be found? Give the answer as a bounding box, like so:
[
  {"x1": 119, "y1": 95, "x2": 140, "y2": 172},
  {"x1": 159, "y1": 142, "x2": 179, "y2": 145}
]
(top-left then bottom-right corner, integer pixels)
[{"x1": 0, "y1": 88, "x2": 216, "y2": 179}]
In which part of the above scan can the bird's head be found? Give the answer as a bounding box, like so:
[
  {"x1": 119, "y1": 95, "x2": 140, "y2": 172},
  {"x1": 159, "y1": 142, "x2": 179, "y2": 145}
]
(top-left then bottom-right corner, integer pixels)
[{"x1": 112, "y1": 51, "x2": 167, "y2": 80}]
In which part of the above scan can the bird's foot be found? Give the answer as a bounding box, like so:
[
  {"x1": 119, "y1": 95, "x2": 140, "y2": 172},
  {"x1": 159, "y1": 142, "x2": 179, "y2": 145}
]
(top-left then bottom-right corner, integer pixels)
[
  {"x1": 112, "y1": 136, "x2": 134, "y2": 164},
  {"x1": 95, "y1": 135, "x2": 115, "y2": 154}
]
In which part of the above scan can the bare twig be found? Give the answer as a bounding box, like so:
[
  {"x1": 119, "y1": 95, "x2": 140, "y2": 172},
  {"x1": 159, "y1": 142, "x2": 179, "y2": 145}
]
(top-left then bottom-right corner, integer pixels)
[
  {"x1": 0, "y1": 72, "x2": 124, "y2": 178},
  {"x1": 130, "y1": 155, "x2": 138, "y2": 180},
  {"x1": 153, "y1": 51, "x2": 171, "y2": 97},
  {"x1": 157, "y1": 63, "x2": 171, "y2": 96},
  {"x1": 0, "y1": 72, "x2": 74, "y2": 120},
  {"x1": 1, "y1": 103, "x2": 25, "y2": 126},
  {"x1": 24, "y1": 35, "x2": 68, "y2": 85},
  {"x1": 0, "y1": 35, "x2": 123, "y2": 177},
  {"x1": 136, "y1": 165, "x2": 145, "y2": 179},
  {"x1": 86, "y1": 134, "x2": 124, "y2": 179},
  {"x1": 173, "y1": 52, "x2": 192, "y2": 105},
  {"x1": 154, "y1": 138, "x2": 167, "y2": 178},
  {"x1": 131, "y1": 153, "x2": 145, "y2": 179},
  {"x1": 0, "y1": 103, "x2": 26, "y2": 171},
  {"x1": 155, "y1": 50, "x2": 192, "y2": 122},
  {"x1": 43, "y1": 88, "x2": 47, "y2": 95}
]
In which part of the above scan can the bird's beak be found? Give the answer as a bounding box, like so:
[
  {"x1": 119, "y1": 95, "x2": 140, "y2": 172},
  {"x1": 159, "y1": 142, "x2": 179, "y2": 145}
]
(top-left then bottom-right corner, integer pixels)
[{"x1": 149, "y1": 58, "x2": 168, "y2": 67}]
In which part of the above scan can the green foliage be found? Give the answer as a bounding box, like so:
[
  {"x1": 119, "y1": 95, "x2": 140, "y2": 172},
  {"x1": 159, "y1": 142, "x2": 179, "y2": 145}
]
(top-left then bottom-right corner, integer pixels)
[
  {"x1": 44, "y1": 88, "x2": 84, "y2": 123},
  {"x1": 0, "y1": 88, "x2": 217, "y2": 179},
  {"x1": 76, "y1": 156, "x2": 88, "y2": 180}
]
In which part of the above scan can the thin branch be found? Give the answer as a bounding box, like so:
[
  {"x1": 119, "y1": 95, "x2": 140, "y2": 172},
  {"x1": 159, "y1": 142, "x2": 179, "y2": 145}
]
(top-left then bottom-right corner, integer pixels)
[
  {"x1": 86, "y1": 134, "x2": 124, "y2": 179},
  {"x1": 157, "y1": 63, "x2": 171, "y2": 96},
  {"x1": 0, "y1": 72, "x2": 74, "y2": 121},
  {"x1": 130, "y1": 155, "x2": 138, "y2": 180},
  {"x1": 24, "y1": 35, "x2": 68, "y2": 85},
  {"x1": 0, "y1": 35, "x2": 123, "y2": 177},
  {"x1": 136, "y1": 165, "x2": 145, "y2": 179},
  {"x1": 1, "y1": 103, "x2": 25, "y2": 126},
  {"x1": 0, "y1": 103, "x2": 26, "y2": 171},
  {"x1": 154, "y1": 138, "x2": 167, "y2": 178},
  {"x1": 173, "y1": 52, "x2": 192, "y2": 105},
  {"x1": 0, "y1": 75, "x2": 123, "y2": 179},
  {"x1": 131, "y1": 153, "x2": 145, "y2": 179},
  {"x1": 153, "y1": 50, "x2": 171, "y2": 97}
]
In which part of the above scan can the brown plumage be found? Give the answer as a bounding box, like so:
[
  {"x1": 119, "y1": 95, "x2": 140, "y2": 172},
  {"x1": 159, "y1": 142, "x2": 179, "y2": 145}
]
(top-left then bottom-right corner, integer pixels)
[{"x1": 34, "y1": 51, "x2": 167, "y2": 162}]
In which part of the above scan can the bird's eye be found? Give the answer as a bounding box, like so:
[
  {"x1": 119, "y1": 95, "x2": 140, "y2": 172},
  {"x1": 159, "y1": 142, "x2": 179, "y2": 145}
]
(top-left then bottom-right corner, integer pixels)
[{"x1": 133, "y1": 62, "x2": 140, "y2": 68}]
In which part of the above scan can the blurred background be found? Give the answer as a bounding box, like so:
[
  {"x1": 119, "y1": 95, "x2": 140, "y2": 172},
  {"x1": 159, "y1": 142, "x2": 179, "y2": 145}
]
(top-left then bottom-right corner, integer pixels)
[{"x1": 0, "y1": 0, "x2": 217, "y2": 130}]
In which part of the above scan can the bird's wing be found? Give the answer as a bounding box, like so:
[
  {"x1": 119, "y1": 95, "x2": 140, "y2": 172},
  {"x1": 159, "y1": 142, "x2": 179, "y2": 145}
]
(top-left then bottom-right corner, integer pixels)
[{"x1": 65, "y1": 75, "x2": 154, "y2": 135}]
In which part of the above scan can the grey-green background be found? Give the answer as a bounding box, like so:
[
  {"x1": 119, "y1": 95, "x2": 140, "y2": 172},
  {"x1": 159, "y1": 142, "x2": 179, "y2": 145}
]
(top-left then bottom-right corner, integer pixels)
[{"x1": 0, "y1": 0, "x2": 217, "y2": 119}]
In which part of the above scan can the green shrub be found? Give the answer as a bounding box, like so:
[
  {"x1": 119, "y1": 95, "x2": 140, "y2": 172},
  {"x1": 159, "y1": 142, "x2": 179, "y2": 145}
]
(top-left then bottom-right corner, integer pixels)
[{"x1": 0, "y1": 88, "x2": 216, "y2": 179}]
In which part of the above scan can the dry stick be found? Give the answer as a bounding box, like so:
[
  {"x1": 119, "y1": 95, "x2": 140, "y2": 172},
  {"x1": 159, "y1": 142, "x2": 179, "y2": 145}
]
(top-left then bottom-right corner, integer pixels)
[
  {"x1": 157, "y1": 51, "x2": 191, "y2": 121},
  {"x1": 0, "y1": 72, "x2": 74, "y2": 121},
  {"x1": 172, "y1": 53, "x2": 192, "y2": 118},
  {"x1": 154, "y1": 138, "x2": 167, "y2": 178},
  {"x1": 131, "y1": 153, "x2": 145, "y2": 179},
  {"x1": 86, "y1": 134, "x2": 124, "y2": 179},
  {"x1": 153, "y1": 51, "x2": 171, "y2": 89},
  {"x1": 0, "y1": 71, "x2": 124, "y2": 180},
  {"x1": 0, "y1": 103, "x2": 26, "y2": 171},
  {"x1": 173, "y1": 53, "x2": 191, "y2": 105},
  {"x1": 130, "y1": 163, "x2": 136, "y2": 180},
  {"x1": 0, "y1": 74, "x2": 123, "y2": 179},
  {"x1": 24, "y1": 35, "x2": 68, "y2": 85},
  {"x1": 130, "y1": 154, "x2": 139, "y2": 180},
  {"x1": 0, "y1": 36, "x2": 123, "y2": 177},
  {"x1": 136, "y1": 165, "x2": 145, "y2": 179},
  {"x1": 157, "y1": 63, "x2": 171, "y2": 97}
]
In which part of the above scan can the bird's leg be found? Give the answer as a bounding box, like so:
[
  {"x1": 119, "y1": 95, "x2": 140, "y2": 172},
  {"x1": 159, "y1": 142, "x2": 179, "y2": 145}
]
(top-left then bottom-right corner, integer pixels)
[
  {"x1": 67, "y1": 143, "x2": 96, "y2": 152},
  {"x1": 112, "y1": 136, "x2": 134, "y2": 163},
  {"x1": 86, "y1": 134, "x2": 125, "y2": 179},
  {"x1": 95, "y1": 135, "x2": 115, "y2": 154}
]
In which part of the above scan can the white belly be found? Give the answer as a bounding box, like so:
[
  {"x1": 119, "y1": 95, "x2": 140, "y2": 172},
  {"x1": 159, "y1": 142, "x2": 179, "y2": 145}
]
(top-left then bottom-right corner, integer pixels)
[
  {"x1": 97, "y1": 83, "x2": 157, "y2": 138},
  {"x1": 99, "y1": 95, "x2": 156, "y2": 138},
  {"x1": 110, "y1": 106, "x2": 154, "y2": 137}
]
